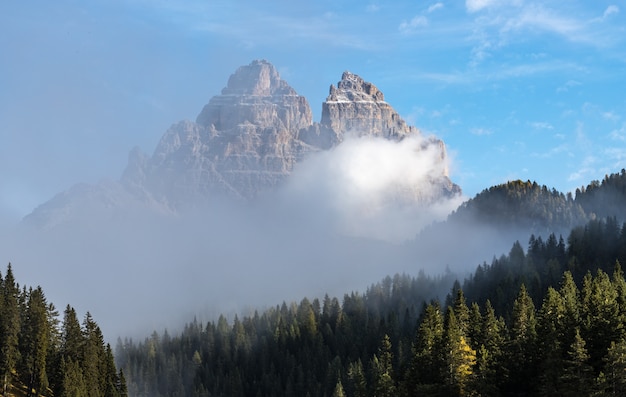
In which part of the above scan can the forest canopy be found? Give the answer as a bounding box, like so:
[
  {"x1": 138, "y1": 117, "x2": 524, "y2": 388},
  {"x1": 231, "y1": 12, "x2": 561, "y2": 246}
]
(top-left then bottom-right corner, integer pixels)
[{"x1": 0, "y1": 264, "x2": 126, "y2": 397}]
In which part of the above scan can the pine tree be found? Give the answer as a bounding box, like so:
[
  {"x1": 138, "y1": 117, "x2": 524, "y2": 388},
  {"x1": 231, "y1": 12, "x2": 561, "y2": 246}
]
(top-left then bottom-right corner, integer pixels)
[
  {"x1": 601, "y1": 338, "x2": 626, "y2": 396},
  {"x1": 536, "y1": 287, "x2": 565, "y2": 395},
  {"x1": 61, "y1": 305, "x2": 83, "y2": 363},
  {"x1": 581, "y1": 270, "x2": 621, "y2": 371},
  {"x1": 0, "y1": 264, "x2": 21, "y2": 395},
  {"x1": 473, "y1": 300, "x2": 506, "y2": 395},
  {"x1": 452, "y1": 289, "x2": 470, "y2": 338},
  {"x1": 332, "y1": 379, "x2": 346, "y2": 397},
  {"x1": 20, "y1": 286, "x2": 51, "y2": 396},
  {"x1": 506, "y1": 284, "x2": 537, "y2": 396},
  {"x1": 560, "y1": 328, "x2": 593, "y2": 396},
  {"x1": 347, "y1": 360, "x2": 367, "y2": 397},
  {"x1": 405, "y1": 303, "x2": 444, "y2": 394},
  {"x1": 443, "y1": 307, "x2": 476, "y2": 396},
  {"x1": 61, "y1": 356, "x2": 87, "y2": 397},
  {"x1": 81, "y1": 312, "x2": 104, "y2": 397},
  {"x1": 371, "y1": 334, "x2": 396, "y2": 397},
  {"x1": 559, "y1": 271, "x2": 580, "y2": 348}
]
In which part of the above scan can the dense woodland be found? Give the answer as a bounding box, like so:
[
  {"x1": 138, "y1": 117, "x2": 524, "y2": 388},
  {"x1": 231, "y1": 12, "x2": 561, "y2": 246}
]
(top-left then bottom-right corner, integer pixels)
[
  {"x1": 0, "y1": 265, "x2": 127, "y2": 397},
  {"x1": 116, "y1": 170, "x2": 626, "y2": 397},
  {"x1": 444, "y1": 169, "x2": 626, "y2": 235},
  {"x1": 117, "y1": 220, "x2": 626, "y2": 397}
]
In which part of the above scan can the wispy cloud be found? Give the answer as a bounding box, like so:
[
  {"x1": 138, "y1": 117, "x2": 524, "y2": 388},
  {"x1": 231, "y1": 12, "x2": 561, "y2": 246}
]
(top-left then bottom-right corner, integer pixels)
[
  {"x1": 428, "y1": 3, "x2": 444, "y2": 13},
  {"x1": 501, "y1": 5, "x2": 583, "y2": 37},
  {"x1": 366, "y1": 3, "x2": 380, "y2": 13},
  {"x1": 470, "y1": 127, "x2": 493, "y2": 136},
  {"x1": 598, "y1": 5, "x2": 620, "y2": 21},
  {"x1": 604, "y1": 147, "x2": 626, "y2": 169},
  {"x1": 399, "y1": 15, "x2": 429, "y2": 34},
  {"x1": 466, "y1": 2, "x2": 624, "y2": 68},
  {"x1": 406, "y1": 59, "x2": 582, "y2": 87},
  {"x1": 465, "y1": 0, "x2": 497, "y2": 13},
  {"x1": 568, "y1": 155, "x2": 597, "y2": 182},
  {"x1": 557, "y1": 80, "x2": 582, "y2": 93},
  {"x1": 610, "y1": 123, "x2": 626, "y2": 141},
  {"x1": 603, "y1": 111, "x2": 621, "y2": 122},
  {"x1": 530, "y1": 121, "x2": 554, "y2": 130},
  {"x1": 530, "y1": 143, "x2": 570, "y2": 159}
]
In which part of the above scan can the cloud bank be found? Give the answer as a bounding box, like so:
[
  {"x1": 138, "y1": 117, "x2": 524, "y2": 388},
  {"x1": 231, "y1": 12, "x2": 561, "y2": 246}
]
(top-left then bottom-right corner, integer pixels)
[{"x1": 0, "y1": 132, "x2": 464, "y2": 341}]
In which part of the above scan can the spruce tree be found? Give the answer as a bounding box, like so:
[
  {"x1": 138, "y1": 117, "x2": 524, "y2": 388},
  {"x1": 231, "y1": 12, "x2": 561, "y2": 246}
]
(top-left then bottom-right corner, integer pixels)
[
  {"x1": 536, "y1": 287, "x2": 565, "y2": 395},
  {"x1": 0, "y1": 264, "x2": 21, "y2": 395},
  {"x1": 405, "y1": 303, "x2": 444, "y2": 394},
  {"x1": 601, "y1": 338, "x2": 626, "y2": 396},
  {"x1": 506, "y1": 284, "x2": 537, "y2": 395},
  {"x1": 371, "y1": 334, "x2": 395, "y2": 397},
  {"x1": 20, "y1": 286, "x2": 51, "y2": 396},
  {"x1": 560, "y1": 328, "x2": 593, "y2": 396}
]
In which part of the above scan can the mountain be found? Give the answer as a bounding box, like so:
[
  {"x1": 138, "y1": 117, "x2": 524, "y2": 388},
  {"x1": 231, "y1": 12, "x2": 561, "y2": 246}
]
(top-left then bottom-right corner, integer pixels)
[
  {"x1": 24, "y1": 60, "x2": 459, "y2": 226},
  {"x1": 402, "y1": 174, "x2": 626, "y2": 276}
]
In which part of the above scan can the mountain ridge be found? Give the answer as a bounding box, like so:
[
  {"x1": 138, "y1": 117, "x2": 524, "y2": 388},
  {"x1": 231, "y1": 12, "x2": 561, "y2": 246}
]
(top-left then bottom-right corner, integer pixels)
[{"x1": 24, "y1": 59, "x2": 460, "y2": 228}]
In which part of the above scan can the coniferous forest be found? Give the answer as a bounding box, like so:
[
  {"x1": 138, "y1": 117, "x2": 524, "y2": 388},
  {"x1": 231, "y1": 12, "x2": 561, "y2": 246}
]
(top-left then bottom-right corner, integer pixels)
[
  {"x1": 116, "y1": 217, "x2": 626, "y2": 397},
  {"x1": 4, "y1": 171, "x2": 626, "y2": 396},
  {"x1": 0, "y1": 264, "x2": 127, "y2": 397},
  {"x1": 115, "y1": 171, "x2": 626, "y2": 397}
]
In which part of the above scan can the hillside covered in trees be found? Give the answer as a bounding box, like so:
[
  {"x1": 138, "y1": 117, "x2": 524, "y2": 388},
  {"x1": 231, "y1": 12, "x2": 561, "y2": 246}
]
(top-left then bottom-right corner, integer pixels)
[
  {"x1": 116, "y1": 212, "x2": 626, "y2": 396},
  {"x1": 446, "y1": 169, "x2": 626, "y2": 233},
  {"x1": 0, "y1": 264, "x2": 127, "y2": 397}
]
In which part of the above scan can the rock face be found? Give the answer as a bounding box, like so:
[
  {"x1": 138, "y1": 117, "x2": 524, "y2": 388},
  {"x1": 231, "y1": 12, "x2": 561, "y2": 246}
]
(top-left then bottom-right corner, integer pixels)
[
  {"x1": 123, "y1": 60, "x2": 317, "y2": 206},
  {"x1": 26, "y1": 59, "x2": 461, "y2": 225},
  {"x1": 321, "y1": 71, "x2": 418, "y2": 140}
]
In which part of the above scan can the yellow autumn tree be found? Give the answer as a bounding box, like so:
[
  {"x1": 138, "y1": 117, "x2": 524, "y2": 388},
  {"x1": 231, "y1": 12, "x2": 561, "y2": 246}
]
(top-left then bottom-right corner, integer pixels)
[
  {"x1": 444, "y1": 308, "x2": 477, "y2": 396},
  {"x1": 454, "y1": 336, "x2": 476, "y2": 396}
]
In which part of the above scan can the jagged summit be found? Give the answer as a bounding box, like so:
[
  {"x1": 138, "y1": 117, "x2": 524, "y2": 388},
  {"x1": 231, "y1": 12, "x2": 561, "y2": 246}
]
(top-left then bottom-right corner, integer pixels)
[
  {"x1": 218, "y1": 59, "x2": 296, "y2": 97},
  {"x1": 195, "y1": 60, "x2": 311, "y2": 131},
  {"x1": 327, "y1": 71, "x2": 385, "y2": 103},
  {"x1": 25, "y1": 60, "x2": 461, "y2": 226},
  {"x1": 320, "y1": 71, "x2": 418, "y2": 140}
]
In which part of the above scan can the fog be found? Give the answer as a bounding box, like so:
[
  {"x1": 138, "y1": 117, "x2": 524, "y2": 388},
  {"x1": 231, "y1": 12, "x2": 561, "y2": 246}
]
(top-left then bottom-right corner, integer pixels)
[{"x1": 0, "y1": 133, "x2": 518, "y2": 342}]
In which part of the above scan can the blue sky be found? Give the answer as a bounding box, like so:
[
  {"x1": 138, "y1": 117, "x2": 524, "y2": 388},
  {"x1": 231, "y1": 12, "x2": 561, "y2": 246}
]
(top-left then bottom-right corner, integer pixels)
[{"x1": 2, "y1": 0, "x2": 626, "y2": 220}]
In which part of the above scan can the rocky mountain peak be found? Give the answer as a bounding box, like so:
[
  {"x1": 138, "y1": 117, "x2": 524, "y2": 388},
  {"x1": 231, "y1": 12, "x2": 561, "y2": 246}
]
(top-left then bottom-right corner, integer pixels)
[
  {"x1": 321, "y1": 71, "x2": 417, "y2": 139},
  {"x1": 328, "y1": 71, "x2": 385, "y2": 103},
  {"x1": 195, "y1": 60, "x2": 311, "y2": 131},
  {"x1": 220, "y1": 59, "x2": 295, "y2": 97},
  {"x1": 26, "y1": 60, "x2": 461, "y2": 226}
]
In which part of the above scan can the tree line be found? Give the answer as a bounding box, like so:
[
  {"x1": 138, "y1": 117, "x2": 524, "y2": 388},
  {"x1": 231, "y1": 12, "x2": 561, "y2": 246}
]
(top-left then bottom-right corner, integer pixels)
[
  {"x1": 117, "y1": 216, "x2": 626, "y2": 396},
  {"x1": 0, "y1": 264, "x2": 127, "y2": 397}
]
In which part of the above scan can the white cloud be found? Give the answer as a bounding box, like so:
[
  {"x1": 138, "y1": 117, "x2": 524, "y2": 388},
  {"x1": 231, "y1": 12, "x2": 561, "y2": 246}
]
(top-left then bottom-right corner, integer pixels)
[
  {"x1": 466, "y1": 0, "x2": 496, "y2": 13},
  {"x1": 604, "y1": 147, "x2": 626, "y2": 167},
  {"x1": 366, "y1": 3, "x2": 380, "y2": 13},
  {"x1": 399, "y1": 15, "x2": 429, "y2": 34},
  {"x1": 603, "y1": 5, "x2": 619, "y2": 19},
  {"x1": 557, "y1": 80, "x2": 582, "y2": 93},
  {"x1": 501, "y1": 5, "x2": 582, "y2": 37},
  {"x1": 466, "y1": 2, "x2": 621, "y2": 67},
  {"x1": 283, "y1": 135, "x2": 462, "y2": 242},
  {"x1": 529, "y1": 121, "x2": 554, "y2": 130},
  {"x1": 428, "y1": 2, "x2": 444, "y2": 13},
  {"x1": 603, "y1": 111, "x2": 620, "y2": 122},
  {"x1": 610, "y1": 123, "x2": 626, "y2": 141},
  {"x1": 470, "y1": 127, "x2": 493, "y2": 136}
]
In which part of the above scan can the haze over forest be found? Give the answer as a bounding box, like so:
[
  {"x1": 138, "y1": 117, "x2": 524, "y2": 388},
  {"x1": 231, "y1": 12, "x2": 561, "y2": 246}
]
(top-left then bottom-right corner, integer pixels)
[
  {"x1": 1, "y1": 61, "x2": 471, "y2": 339},
  {"x1": 2, "y1": 6, "x2": 626, "y2": 395}
]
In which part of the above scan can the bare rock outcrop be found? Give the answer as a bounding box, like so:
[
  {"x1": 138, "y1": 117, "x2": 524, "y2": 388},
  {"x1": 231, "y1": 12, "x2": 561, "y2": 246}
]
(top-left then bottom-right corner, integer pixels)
[
  {"x1": 130, "y1": 60, "x2": 318, "y2": 205},
  {"x1": 320, "y1": 71, "x2": 418, "y2": 140}
]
